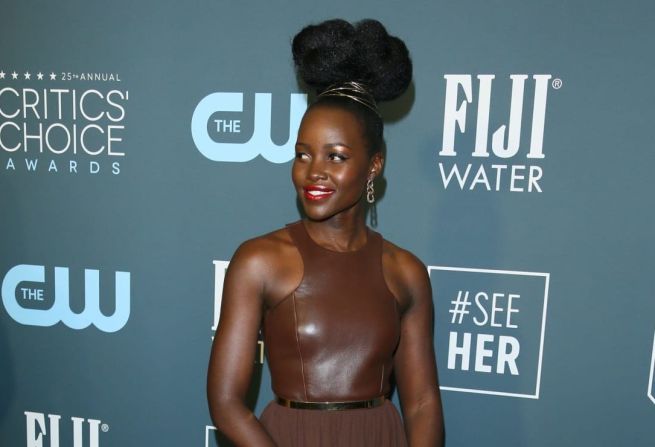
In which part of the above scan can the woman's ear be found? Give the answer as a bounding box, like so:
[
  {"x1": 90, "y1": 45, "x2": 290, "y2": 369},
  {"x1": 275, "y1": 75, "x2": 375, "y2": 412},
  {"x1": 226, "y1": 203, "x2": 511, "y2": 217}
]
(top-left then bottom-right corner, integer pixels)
[{"x1": 369, "y1": 152, "x2": 384, "y2": 179}]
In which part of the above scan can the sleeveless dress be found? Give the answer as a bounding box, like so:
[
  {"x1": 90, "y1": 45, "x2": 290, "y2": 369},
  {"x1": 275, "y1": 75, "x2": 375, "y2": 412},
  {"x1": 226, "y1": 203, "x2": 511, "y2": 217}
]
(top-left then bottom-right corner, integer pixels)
[{"x1": 259, "y1": 220, "x2": 408, "y2": 447}]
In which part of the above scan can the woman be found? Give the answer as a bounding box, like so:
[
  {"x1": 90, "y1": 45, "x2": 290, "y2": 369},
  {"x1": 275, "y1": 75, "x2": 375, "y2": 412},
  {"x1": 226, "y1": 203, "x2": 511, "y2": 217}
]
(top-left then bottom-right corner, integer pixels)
[{"x1": 207, "y1": 19, "x2": 444, "y2": 446}]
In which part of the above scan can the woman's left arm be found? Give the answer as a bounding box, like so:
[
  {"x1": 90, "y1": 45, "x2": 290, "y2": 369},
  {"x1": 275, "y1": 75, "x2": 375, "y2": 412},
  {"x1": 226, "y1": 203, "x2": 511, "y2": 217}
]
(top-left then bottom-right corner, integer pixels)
[{"x1": 392, "y1": 253, "x2": 444, "y2": 447}]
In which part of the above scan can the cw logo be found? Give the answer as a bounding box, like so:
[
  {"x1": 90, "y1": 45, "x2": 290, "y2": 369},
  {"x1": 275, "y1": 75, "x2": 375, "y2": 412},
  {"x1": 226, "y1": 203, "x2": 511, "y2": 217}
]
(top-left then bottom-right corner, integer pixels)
[
  {"x1": 1, "y1": 264, "x2": 130, "y2": 333},
  {"x1": 191, "y1": 92, "x2": 307, "y2": 163}
]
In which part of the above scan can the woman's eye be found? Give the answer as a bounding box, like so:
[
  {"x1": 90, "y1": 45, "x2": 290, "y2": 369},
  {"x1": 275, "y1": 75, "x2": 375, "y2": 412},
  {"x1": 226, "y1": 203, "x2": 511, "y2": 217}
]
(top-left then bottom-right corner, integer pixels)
[
  {"x1": 295, "y1": 152, "x2": 309, "y2": 160},
  {"x1": 328, "y1": 153, "x2": 347, "y2": 162}
]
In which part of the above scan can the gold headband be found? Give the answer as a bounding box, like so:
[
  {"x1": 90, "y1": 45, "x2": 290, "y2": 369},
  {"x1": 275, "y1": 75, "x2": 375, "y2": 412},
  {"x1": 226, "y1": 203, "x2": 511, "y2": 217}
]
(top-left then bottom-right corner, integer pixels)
[{"x1": 316, "y1": 81, "x2": 380, "y2": 117}]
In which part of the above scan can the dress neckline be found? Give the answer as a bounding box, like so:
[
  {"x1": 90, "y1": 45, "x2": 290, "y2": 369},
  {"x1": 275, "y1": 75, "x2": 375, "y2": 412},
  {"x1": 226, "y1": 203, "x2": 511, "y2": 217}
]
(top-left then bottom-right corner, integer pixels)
[{"x1": 298, "y1": 220, "x2": 372, "y2": 254}]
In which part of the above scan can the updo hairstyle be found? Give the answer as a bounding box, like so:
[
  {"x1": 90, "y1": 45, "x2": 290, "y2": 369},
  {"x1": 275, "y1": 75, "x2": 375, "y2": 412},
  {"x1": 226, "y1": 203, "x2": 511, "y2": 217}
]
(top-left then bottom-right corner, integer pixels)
[{"x1": 292, "y1": 19, "x2": 412, "y2": 155}]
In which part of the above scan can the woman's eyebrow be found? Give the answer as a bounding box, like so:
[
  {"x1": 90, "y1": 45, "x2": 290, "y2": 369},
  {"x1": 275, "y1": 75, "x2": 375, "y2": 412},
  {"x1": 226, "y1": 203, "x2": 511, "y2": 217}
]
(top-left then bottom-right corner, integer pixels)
[
  {"x1": 295, "y1": 142, "x2": 353, "y2": 150},
  {"x1": 324, "y1": 142, "x2": 353, "y2": 150}
]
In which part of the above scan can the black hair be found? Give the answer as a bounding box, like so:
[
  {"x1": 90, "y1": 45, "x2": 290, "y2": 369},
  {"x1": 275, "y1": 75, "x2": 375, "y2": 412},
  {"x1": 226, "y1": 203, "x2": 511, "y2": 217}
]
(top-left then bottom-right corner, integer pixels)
[{"x1": 292, "y1": 19, "x2": 412, "y2": 155}]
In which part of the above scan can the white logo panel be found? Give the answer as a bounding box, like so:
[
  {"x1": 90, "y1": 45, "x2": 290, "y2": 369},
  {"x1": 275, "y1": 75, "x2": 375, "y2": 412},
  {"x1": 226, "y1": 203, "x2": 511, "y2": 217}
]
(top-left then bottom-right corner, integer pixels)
[{"x1": 429, "y1": 265, "x2": 550, "y2": 398}]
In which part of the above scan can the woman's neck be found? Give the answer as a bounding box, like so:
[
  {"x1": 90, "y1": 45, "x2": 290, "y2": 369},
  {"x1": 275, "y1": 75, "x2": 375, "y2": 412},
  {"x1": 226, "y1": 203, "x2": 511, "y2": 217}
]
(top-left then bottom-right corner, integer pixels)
[{"x1": 303, "y1": 209, "x2": 369, "y2": 252}]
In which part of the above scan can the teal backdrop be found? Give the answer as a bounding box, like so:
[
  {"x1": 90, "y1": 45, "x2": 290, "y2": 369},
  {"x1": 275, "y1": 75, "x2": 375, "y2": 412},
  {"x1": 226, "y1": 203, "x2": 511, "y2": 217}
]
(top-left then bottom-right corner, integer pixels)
[{"x1": 1, "y1": 0, "x2": 654, "y2": 446}]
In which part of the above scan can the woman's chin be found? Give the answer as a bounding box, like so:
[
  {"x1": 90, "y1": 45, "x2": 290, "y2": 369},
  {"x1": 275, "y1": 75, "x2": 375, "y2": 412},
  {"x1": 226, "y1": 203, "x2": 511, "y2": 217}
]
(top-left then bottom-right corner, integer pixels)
[{"x1": 302, "y1": 209, "x2": 332, "y2": 222}]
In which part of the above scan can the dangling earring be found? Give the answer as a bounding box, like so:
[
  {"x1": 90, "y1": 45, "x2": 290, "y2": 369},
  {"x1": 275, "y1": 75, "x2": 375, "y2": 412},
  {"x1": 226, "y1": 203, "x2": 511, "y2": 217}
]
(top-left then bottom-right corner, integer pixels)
[{"x1": 366, "y1": 177, "x2": 375, "y2": 204}]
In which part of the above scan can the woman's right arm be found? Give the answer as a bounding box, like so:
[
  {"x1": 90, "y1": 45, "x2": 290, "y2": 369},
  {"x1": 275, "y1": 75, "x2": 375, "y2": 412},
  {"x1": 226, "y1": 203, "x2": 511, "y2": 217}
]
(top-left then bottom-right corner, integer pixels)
[{"x1": 206, "y1": 240, "x2": 277, "y2": 446}]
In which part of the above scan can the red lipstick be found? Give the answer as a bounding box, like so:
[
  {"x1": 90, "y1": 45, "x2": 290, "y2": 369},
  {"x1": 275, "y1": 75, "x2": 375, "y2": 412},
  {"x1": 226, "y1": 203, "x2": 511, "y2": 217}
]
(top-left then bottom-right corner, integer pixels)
[{"x1": 303, "y1": 185, "x2": 335, "y2": 201}]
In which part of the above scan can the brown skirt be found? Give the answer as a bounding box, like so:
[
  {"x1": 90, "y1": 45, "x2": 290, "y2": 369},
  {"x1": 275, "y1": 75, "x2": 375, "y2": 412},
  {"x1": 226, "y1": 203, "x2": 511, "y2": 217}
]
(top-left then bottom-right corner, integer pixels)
[{"x1": 259, "y1": 399, "x2": 408, "y2": 447}]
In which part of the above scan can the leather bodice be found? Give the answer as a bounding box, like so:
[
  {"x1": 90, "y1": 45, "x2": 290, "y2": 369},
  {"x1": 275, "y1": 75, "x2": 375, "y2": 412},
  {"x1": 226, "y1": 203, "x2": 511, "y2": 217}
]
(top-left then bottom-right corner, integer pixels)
[{"x1": 262, "y1": 220, "x2": 401, "y2": 402}]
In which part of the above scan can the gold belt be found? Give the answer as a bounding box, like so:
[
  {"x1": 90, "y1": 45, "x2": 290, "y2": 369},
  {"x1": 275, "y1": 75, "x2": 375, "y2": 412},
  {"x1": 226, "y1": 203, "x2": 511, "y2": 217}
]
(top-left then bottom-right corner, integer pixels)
[{"x1": 276, "y1": 395, "x2": 385, "y2": 410}]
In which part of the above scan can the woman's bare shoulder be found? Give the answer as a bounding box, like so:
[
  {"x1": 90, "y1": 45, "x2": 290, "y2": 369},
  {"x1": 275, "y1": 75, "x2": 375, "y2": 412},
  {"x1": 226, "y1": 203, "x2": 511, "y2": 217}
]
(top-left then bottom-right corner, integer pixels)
[
  {"x1": 230, "y1": 224, "x2": 303, "y2": 304},
  {"x1": 381, "y1": 236, "x2": 430, "y2": 311},
  {"x1": 231, "y1": 225, "x2": 296, "y2": 266},
  {"x1": 381, "y1": 237, "x2": 428, "y2": 278}
]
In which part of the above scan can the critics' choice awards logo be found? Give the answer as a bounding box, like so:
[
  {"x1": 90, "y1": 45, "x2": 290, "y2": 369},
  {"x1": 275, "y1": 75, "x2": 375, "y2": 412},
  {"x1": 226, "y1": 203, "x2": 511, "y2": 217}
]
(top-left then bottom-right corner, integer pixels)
[
  {"x1": 191, "y1": 92, "x2": 307, "y2": 163},
  {"x1": 212, "y1": 260, "x2": 264, "y2": 364},
  {"x1": 1, "y1": 264, "x2": 131, "y2": 333},
  {"x1": 0, "y1": 69, "x2": 128, "y2": 175},
  {"x1": 439, "y1": 74, "x2": 561, "y2": 193},
  {"x1": 25, "y1": 410, "x2": 109, "y2": 447},
  {"x1": 649, "y1": 330, "x2": 655, "y2": 404},
  {"x1": 429, "y1": 265, "x2": 550, "y2": 399}
]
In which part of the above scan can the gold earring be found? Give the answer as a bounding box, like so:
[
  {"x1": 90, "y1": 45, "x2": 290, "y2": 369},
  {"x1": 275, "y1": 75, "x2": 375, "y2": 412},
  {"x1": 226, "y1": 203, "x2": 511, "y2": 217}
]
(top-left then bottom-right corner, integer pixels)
[{"x1": 366, "y1": 177, "x2": 375, "y2": 204}]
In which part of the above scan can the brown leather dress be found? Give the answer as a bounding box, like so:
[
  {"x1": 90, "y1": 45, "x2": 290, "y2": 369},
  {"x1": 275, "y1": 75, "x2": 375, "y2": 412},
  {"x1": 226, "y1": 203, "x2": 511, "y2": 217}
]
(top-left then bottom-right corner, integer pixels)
[{"x1": 259, "y1": 220, "x2": 408, "y2": 446}]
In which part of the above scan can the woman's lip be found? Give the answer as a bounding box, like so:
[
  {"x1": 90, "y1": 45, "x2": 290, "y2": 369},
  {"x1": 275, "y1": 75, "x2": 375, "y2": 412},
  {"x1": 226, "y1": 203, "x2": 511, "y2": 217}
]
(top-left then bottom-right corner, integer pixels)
[
  {"x1": 304, "y1": 185, "x2": 334, "y2": 191},
  {"x1": 303, "y1": 187, "x2": 335, "y2": 201}
]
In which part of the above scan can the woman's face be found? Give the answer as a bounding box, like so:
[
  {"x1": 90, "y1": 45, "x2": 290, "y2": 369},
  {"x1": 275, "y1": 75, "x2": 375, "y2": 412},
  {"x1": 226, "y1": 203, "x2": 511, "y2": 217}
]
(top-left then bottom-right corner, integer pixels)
[{"x1": 292, "y1": 105, "x2": 382, "y2": 222}]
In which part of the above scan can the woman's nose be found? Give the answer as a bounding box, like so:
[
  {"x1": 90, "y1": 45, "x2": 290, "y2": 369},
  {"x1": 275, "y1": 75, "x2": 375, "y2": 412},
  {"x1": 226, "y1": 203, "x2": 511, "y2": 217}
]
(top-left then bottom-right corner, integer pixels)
[{"x1": 308, "y1": 160, "x2": 327, "y2": 181}]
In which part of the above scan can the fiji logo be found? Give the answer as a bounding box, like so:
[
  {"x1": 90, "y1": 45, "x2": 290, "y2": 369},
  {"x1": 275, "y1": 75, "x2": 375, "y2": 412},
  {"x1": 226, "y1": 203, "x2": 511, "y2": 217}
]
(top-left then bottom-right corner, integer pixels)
[
  {"x1": 437, "y1": 74, "x2": 559, "y2": 193},
  {"x1": 1, "y1": 264, "x2": 130, "y2": 333},
  {"x1": 25, "y1": 410, "x2": 107, "y2": 447},
  {"x1": 191, "y1": 92, "x2": 307, "y2": 163}
]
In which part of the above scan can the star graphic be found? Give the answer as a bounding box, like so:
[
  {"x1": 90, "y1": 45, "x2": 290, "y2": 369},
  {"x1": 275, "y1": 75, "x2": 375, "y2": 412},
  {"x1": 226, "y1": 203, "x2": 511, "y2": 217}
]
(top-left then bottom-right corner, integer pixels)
[
  {"x1": 37, "y1": 72, "x2": 44, "y2": 80},
  {"x1": 24, "y1": 72, "x2": 31, "y2": 80},
  {"x1": 11, "y1": 71, "x2": 18, "y2": 79},
  {"x1": 0, "y1": 71, "x2": 5, "y2": 79},
  {"x1": 49, "y1": 72, "x2": 56, "y2": 80}
]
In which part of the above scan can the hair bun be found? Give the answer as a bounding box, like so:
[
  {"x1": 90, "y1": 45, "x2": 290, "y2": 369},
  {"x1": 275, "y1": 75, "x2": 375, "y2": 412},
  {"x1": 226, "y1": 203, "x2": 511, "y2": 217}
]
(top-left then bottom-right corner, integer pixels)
[{"x1": 292, "y1": 19, "x2": 412, "y2": 102}]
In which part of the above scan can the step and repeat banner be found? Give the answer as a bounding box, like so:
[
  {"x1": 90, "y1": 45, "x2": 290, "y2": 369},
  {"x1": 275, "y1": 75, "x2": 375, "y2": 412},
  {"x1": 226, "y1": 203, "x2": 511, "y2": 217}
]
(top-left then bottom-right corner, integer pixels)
[{"x1": 1, "y1": 0, "x2": 654, "y2": 446}]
